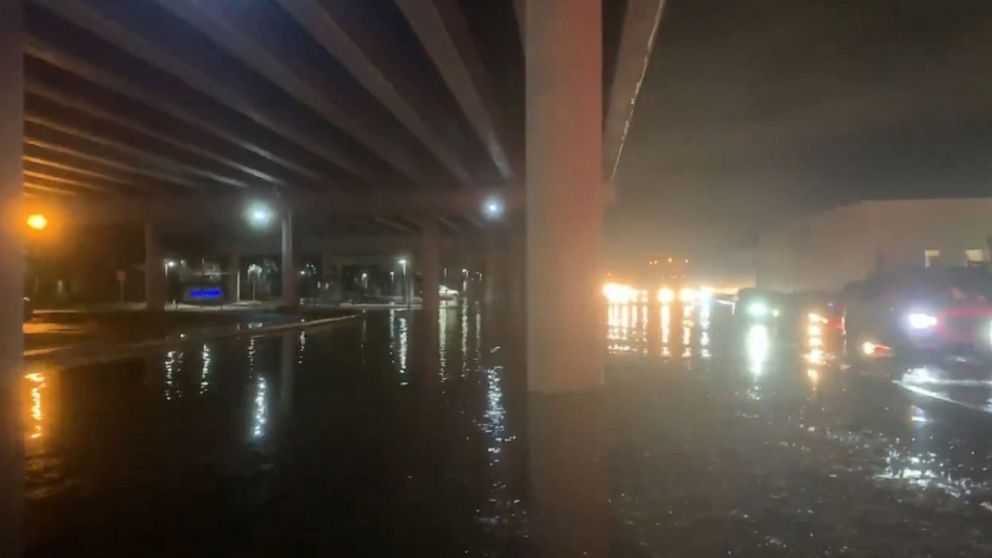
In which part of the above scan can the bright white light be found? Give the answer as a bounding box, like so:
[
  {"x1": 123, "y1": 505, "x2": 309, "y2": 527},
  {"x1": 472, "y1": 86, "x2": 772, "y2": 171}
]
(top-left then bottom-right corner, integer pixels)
[
  {"x1": 862, "y1": 340, "x2": 892, "y2": 357},
  {"x1": 679, "y1": 287, "x2": 696, "y2": 303},
  {"x1": 658, "y1": 287, "x2": 675, "y2": 304},
  {"x1": 698, "y1": 287, "x2": 715, "y2": 300},
  {"x1": 906, "y1": 312, "x2": 938, "y2": 330},
  {"x1": 747, "y1": 302, "x2": 769, "y2": 316},
  {"x1": 246, "y1": 202, "x2": 274, "y2": 228},
  {"x1": 807, "y1": 324, "x2": 822, "y2": 336},
  {"x1": 603, "y1": 282, "x2": 635, "y2": 304},
  {"x1": 808, "y1": 312, "x2": 828, "y2": 324},
  {"x1": 165, "y1": 259, "x2": 177, "y2": 269},
  {"x1": 482, "y1": 196, "x2": 504, "y2": 220},
  {"x1": 746, "y1": 324, "x2": 770, "y2": 375},
  {"x1": 771, "y1": 308, "x2": 781, "y2": 318}
]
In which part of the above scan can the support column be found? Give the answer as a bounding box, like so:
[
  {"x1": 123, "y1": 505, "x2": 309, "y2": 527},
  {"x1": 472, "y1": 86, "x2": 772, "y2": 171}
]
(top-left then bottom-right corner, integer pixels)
[
  {"x1": 525, "y1": 0, "x2": 604, "y2": 392},
  {"x1": 144, "y1": 222, "x2": 165, "y2": 311},
  {"x1": 420, "y1": 218, "x2": 441, "y2": 315},
  {"x1": 483, "y1": 232, "x2": 505, "y2": 309},
  {"x1": 420, "y1": 218, "x2": 441, "y2": 372},
  {"x1": 0, "y1": 2, "x2": 23, "y2": 553},
  {"x1": 227, "y1": 252, "x2": 241, "y2": 303},
  {"x1": 281, "y1": 212, "x2": 297, "y2": 307}
]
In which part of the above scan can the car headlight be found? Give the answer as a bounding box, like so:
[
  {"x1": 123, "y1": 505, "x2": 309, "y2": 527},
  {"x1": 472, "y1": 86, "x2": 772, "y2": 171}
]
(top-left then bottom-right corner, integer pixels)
[
  {"x1": 747, "y1": 302, "x2": 768, "y2": 316},
  {"x1": 906, "y1": 312, "x2": 938, "y2": 330}
]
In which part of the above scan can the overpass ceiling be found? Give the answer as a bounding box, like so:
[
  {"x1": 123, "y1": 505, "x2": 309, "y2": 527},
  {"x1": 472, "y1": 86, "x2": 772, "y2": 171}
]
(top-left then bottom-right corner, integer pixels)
[{"x1": 21, "y1": 0, "x2": 657, "y2": 235}]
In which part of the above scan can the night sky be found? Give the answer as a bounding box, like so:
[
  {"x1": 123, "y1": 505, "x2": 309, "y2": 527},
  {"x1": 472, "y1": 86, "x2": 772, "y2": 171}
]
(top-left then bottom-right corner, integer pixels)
[{"x1": 611, "y1": 0, "x2": 992, "y2": 263}]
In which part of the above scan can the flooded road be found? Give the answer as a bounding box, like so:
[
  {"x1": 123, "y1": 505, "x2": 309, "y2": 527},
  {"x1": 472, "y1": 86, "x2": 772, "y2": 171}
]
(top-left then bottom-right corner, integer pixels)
[{"x1": 21, "y1": 301, "x2": 992, "y2": 556}]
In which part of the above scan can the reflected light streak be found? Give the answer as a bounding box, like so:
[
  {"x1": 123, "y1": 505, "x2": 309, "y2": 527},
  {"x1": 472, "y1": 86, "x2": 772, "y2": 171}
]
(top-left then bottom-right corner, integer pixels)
[
  {"x1": 398, "y1": 315, "x2": 409, "y2": 384},
  {"x1": 746, "y1": 324, "x2": 770, "y2": 376},
  {"x1": 661, "y1": 305, "x2": 671, "y2": 357},
  {"x1": 199, "y1": 344, "x2": 212, "y2": 395},
  {"x1": 251, "y1": 376, "x2": 268, "y2": 439},
  {"x1": 24, "y1": 371, "x2": 47, "y2": 440},
  {"x1": 439, "y1": 308, "x2": 448, "y2": 378}
]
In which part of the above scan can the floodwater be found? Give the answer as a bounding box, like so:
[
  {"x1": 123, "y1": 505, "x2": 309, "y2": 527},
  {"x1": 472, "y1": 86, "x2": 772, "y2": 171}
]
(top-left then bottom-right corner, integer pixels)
[{"x1": 21, "y1": 301, "x2": 992, "y2": 556}]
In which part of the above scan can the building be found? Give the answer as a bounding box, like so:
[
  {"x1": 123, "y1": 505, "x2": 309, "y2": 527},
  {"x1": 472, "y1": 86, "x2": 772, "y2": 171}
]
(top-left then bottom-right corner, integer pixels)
[{"x1": 757, "y1": 198, "x2": 992, "y2": 292}]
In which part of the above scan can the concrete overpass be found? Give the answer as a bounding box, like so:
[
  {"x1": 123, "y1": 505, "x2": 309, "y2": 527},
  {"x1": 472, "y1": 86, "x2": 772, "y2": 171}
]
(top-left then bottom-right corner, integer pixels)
[{"x1": 1, "y1": 0, "x2": 664, "y2": 551}]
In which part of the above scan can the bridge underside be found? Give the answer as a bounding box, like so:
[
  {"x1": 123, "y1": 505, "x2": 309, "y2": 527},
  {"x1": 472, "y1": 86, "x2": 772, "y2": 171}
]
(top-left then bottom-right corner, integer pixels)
[{"x1": 1, "y1": 0, "x2": 664, "y2": 549}]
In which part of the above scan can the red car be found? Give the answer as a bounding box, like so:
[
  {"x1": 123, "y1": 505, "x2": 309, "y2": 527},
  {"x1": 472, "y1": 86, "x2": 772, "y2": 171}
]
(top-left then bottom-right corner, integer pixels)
[{"x1": 844, "y1": 267, "x2": 992, "y2": 365}]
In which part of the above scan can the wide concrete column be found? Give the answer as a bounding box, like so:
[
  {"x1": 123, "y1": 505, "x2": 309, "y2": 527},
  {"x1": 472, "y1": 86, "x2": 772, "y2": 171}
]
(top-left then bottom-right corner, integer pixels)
[
  {"x1": 227, "y1": 252, "x2": 241, "y2": 303},
  {"x1": 525, "y1": 0, "x2": 604, "y2": 392},
  {"x1": 0, "y1": 2, "x2": 23, "y2": 553},
  {"x1": 281, "y1": 212, "x2": 297, "y2": 307},
  {"x1": 144, "y1": 222, "x2": 165, "y2": 311}
]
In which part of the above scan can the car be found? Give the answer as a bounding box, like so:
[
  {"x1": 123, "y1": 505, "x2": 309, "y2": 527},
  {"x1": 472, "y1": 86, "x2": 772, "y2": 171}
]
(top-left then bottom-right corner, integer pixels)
[
  {"x1": 843, "y1": 267, "x2": 992, "y2": 366},
  {"x1": 733, "y1": 288, "x2": 785, "y2": 324},
  {"x1": 782, "y1": 291, "x2": 845, "y2": 348}
]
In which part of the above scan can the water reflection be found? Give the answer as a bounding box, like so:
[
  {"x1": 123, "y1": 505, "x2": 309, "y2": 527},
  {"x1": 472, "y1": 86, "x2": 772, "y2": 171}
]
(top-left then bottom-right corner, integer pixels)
[
  {"x1": 607, "y1": 301, "x2": 716, "y2": 361},
  {"x1": 163, "y1": 349, "x2": 185, "y2": 401},
  {"x1": 199, "y1": 343, "x2": 212, "y2": 395},
  {"x1": 745, "y1": 324, "x2": 770, "y2": 376},
  {"x1": 24, "y1": 370, "x2": 48, "y2": 442}
]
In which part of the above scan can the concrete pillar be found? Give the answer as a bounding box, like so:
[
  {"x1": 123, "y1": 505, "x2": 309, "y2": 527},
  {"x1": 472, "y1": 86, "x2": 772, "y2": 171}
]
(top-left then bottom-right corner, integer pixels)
[
  {"x1": 281, "y1": 212, "x2": 297, "y2": 307},
  {"x1": 144, "y1": 222, "x2": 165, "y2": 311},
  {"x1": 0, "y1": 2, "x2": 23, "y2": 553},
  {"x1": 420, "y1": 218, "x2": 441, "y2": 314},
  {"x1": 227, "y1": 252, "x2": 241, "y2": 303},
  {"x1": 525, "y1": 0, "x2": 604, "y2": 392},
  {"x1": 483, "y1": 232, "x2": 505, "y2": 308}
]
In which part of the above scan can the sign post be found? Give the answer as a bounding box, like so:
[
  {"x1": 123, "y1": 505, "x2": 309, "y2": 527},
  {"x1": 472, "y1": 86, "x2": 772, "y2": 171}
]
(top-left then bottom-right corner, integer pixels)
[{"x1": 116, "y1": 269, "x2": 126, "y2": 304}]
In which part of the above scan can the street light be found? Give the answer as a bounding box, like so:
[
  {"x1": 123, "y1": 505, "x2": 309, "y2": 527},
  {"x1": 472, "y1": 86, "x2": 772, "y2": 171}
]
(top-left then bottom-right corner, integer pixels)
[
  {"x1": 246, "y1": 201, "x2": 275, "y2": 229},
  {"x1": 26, "y1": 213, "x2": 48, "y2": 231},
  {"x1": 482, "y1": 195, "x2": 504, "y2": 220}
]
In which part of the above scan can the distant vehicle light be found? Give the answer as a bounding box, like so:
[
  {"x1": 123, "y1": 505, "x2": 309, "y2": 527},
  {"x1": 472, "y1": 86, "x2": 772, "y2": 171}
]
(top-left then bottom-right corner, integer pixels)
[
  {"x1": 906, "y1": 312, "x2": 938, "y2": 330},
  {"x1": 679, "y1": 287, "x2": 696, "y2": 303},
  {"x1": 861, "y1": 340, "x2": 892, "y2": 357},
  {"x1": 808, "y1": 312, "x2": 828, "y2": 324},
  {"x1": 657, "y1": 287, "x2": 675, "y2": 304},
  {"x1": 747, "y1": 302, "x2": 769, "y2": 316},
  {"x1": 603, "y1": 282, "x2": 635, "y2": 304},
  {"x1": 807, "y1": 324, "x2": 822, "y2": 336},
  {"x1": 771, "y1": 308, "x2": 781, "y2": 318}
]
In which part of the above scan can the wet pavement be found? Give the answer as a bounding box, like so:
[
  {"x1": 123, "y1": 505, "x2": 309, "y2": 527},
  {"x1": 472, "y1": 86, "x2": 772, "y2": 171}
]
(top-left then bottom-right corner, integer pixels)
[{"x1": 20, "y1": 301, "x2": 992, "y2": 556}]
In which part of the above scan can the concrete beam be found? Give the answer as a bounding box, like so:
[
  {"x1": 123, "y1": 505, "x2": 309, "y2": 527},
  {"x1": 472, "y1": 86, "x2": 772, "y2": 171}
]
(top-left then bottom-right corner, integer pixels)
[
  {"x1": 276, "y1": 0, "x2": 474, "y2": 186},
  {"x1": 603, "y1": 0, "x2": 666, "y2": 181},
  {"x1": 152, "y1": 0, "x2": 443, "y2": 187},
  {"x1": 24, "y1": 37, "x2": 336, "y2": 184},
  {"x1": 25, "y1": 110, "x2": 248, "y2": 190},
  {"x1": 26, "y1": 78, "x2": 291, "y2": 188},
  {"x1": 397, "y1": 0, "x2": 516, "y2": 181},
  {"x1": 30, "y1": 0, "x2": 390, "y2": 187}
]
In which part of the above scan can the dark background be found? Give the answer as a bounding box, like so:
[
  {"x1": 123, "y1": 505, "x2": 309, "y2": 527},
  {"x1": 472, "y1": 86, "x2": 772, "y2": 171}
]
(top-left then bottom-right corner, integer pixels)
[{"x1": 610, "y1": 0, "x2": 992, "y2": 266}]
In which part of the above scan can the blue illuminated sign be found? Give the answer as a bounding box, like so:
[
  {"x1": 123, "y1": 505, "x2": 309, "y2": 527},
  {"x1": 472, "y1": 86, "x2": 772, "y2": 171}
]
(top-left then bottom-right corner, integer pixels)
[{"x1": 187, "y1": 287, "x2": 223, "y2": 300}]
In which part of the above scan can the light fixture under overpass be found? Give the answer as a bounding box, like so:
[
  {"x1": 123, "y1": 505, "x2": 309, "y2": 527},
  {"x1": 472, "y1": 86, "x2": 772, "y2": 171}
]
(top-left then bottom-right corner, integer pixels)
[
  {"x1": 246, "y1": 201, "x2": 275, "y2": 229},
  {"x1": 481, "y1": 195, "x2": 504, "y2": 220}
]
